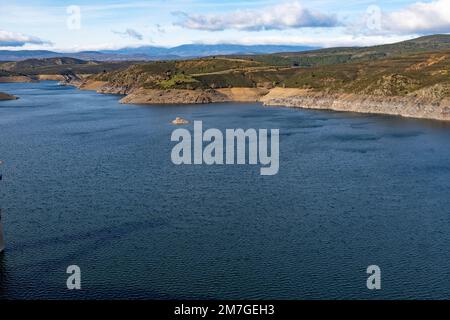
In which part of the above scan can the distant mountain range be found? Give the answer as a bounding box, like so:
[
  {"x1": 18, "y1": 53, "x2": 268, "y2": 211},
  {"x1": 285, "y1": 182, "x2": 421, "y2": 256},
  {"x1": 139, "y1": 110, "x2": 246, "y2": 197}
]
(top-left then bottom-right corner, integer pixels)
[{"x1": 0, "y1": 44, "x2": 319, "y2": 61}]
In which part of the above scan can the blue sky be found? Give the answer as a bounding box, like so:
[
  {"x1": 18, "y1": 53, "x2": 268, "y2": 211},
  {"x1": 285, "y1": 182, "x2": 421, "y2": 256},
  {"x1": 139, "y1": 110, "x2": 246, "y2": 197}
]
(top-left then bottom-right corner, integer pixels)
[{"x1": 0, "y1": 0, "x2": 449, "y2": 51}]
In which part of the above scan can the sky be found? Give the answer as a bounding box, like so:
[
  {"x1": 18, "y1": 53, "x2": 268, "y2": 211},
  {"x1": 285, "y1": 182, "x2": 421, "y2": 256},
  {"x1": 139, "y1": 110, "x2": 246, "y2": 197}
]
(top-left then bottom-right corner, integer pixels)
[{"x1": 0, "y1": 0, "x2": 449, "y2": 51}]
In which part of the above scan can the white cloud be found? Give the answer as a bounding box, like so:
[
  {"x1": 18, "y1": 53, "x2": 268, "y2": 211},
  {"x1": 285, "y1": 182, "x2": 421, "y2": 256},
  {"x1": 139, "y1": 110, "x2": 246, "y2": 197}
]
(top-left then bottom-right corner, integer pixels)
[
  {"x1": 384, "y1": 0, "x2": 450, "y2": 34},
  {"x1": 112, "y1": 28, "x2": 144, "y2": 40},
  {"x1": 173, "y1": 1, "x2": 339, "y2": 31},
  {"x1": 359, "y1": 0, "x2": 450, "y2": 35},
  {"x1": 0, "y1": 30, "x2": 51, "y2": 47},
  {"x1": 192, "y1": 34, "x2": 414, "y2": 48}
]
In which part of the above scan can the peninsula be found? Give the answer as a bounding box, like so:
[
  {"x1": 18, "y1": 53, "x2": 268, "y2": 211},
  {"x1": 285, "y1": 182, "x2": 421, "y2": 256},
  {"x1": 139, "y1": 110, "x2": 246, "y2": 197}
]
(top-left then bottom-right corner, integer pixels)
[{"x1": 2, "y1": 35, "x2": 450, "y2": 121}]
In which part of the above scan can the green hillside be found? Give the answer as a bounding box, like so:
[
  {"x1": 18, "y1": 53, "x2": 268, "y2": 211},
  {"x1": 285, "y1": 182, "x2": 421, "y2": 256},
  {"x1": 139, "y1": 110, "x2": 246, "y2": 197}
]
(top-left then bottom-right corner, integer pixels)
[
  {"x1": 0, "y1": 57, "x2": 136, "y2": 75},
  {"x1": 3, "y1": 35, "x2": 450, "y2": 99},
  {"x1": 231, "y1": 34, "x2": 450, "y2": 67},
  {"x1": 90, "y1": 47, "x2": 450, "y2": 98}
]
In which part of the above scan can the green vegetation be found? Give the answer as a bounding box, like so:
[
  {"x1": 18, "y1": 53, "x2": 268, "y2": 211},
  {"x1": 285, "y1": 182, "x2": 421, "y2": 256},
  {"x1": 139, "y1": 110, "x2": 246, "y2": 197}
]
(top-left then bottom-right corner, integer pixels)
[
  {"x1": 230, "y1": 34, "x2": 450, "y2": 67},
  {"x1": 0, "y1": 70, "x2": 21, "y2": 77},
  {"x1": 157, "y1": 73, "x2": 199, "y2": 89},
  {"x1": 90, "y1": 46, "x2": 450, "y2": 98},
  {"x1": 90, "y1": 57, "x2": 269, "y2": 90},
  {"x1": 0, "y1": 58, "x2": 136, "y2": 75},
  {"x1": 2, "y1": 35, "x2": 450, "y2": 99}
]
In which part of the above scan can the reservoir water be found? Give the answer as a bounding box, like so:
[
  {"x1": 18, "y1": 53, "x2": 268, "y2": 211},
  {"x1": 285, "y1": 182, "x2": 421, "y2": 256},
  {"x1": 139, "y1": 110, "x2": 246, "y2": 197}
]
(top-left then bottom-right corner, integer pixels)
[{"x1": 1, "y1": 81, "x2": 450, "y2": 299}]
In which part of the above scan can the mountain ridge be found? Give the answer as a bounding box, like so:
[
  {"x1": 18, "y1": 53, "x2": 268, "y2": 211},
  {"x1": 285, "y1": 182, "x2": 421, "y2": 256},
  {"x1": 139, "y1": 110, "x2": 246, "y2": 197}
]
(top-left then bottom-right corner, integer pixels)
[
  {"x1": 2, "y1": 35, "x2": 449, "y2": 62},
  {"x1": 0, "y1": 44, "x2": 319, "y2": 62}
]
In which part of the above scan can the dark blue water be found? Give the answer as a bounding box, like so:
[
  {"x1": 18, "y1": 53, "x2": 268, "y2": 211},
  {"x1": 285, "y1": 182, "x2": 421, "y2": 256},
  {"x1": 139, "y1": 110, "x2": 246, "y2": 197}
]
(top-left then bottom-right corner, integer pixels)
[{"x1": 1, "y1": 81, "x2": 450, "y2": 300}]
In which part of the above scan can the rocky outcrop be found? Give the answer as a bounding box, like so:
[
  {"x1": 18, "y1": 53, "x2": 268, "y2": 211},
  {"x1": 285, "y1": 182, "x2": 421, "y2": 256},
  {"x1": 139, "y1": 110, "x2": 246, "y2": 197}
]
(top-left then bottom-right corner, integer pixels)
[
  {"x1": 59, "y1": 71, "x2": 83, "y2": 87},
  {"x1": 262, "y1": 91, "x2": 450, "y2": 121},
  {"x1": 118, "y1": 87, "x2": 272, "y2": 105},
  {"x1": 0, "y1": 92, "x2": 18, "y2": 100},
  {"x1": 119, "y1": 88, "x2": 229, "y2": 104},
  {"x1": 96, "y1": 84, "x2": 132, "y2": 95},
  {"x1": 409, "y1": 84, "x2": 450, "y2": 101},
  {"x1": 172, "y1": 117, "x2": 190, "y2": 125}
]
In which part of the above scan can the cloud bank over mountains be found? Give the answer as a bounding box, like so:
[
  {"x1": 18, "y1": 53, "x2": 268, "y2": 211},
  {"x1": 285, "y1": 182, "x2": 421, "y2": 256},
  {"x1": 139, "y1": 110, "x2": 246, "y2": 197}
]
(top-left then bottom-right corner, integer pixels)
[
  {"x1": 173, "y1": 1, "x2": 339, "y2": 31},
  {"x1": 173, "y1": 0, "x2": 450, "y2": 36}
]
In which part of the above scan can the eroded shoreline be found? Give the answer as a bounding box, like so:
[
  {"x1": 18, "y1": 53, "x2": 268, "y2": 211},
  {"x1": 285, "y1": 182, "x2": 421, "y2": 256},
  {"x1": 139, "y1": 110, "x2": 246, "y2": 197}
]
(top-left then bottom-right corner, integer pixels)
[
  {"x1": 70, "y1": 79, "x2": 450, "y2": 121},
  {"x1": 2, "y1": 75, "x2": 450, "y2": 121}
]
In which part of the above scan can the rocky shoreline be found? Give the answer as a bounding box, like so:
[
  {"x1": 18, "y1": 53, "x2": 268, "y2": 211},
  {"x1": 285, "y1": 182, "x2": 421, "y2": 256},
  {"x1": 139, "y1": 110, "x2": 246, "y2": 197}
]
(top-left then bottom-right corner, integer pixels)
[
  {"x1": 64, "y1": 79, "x2": 271, "y2": 104},
  {"x1": 3, "y1": 75, "x2": 450, "y2": 121},
  {"x1": 261, "y1": 90, "x2": 450, "y2": 121},
  {"x1": 65, "y1": 79, "x2": 450, "y2": 121}
]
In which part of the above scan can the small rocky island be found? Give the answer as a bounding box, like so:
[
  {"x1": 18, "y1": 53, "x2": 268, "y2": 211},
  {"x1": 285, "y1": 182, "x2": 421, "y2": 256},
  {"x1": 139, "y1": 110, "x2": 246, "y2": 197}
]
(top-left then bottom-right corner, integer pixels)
[
  {"x1": 0, "y1": 92, "x2": 18, "y2": 100},
  {"x1": 172, "y1": 117, "x2": 190, "y2": 125}
]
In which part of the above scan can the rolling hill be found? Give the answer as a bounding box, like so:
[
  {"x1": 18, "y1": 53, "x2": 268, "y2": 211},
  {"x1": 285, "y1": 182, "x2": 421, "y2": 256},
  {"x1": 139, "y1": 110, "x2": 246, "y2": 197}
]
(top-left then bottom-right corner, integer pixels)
[
  {"x1": 2, "y1": 35, "x2": 450, "y2": 100},
  {"x1": 0, "y1": 57, "x2": 137, "y2": 76},
  {"x1": 234, "y1": 35, "x2": 450, "y2": 67},
  {"x1": 2, "y1": 35, "x2": 450, "y2": 120}
]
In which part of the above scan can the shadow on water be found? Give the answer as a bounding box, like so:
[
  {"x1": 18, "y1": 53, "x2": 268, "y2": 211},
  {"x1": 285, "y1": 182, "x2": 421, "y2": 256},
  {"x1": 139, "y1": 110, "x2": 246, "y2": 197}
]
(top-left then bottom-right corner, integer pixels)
[
  {"x1": 7, "y1": 219, "x2": 168, "y2": 253},
  {"x1": 0, "y1": 252, "x2": 9, "y2": 298}
]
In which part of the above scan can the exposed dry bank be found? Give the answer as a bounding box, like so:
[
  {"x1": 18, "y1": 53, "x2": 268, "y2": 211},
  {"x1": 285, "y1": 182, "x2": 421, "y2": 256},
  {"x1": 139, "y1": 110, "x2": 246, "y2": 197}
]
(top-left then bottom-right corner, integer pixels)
[
  {"x1": 4, "y1": 73, "x2": 449, "y2": 120},
  {"x1": 261, "y1": 88, "x2": 450, "y2": 121},
  {"x1": 5, "y1": 35, "x2": 450, "y2": 121},
  {"x1": 70, "y1": 78, "x2": 450, "y2": 121}
]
